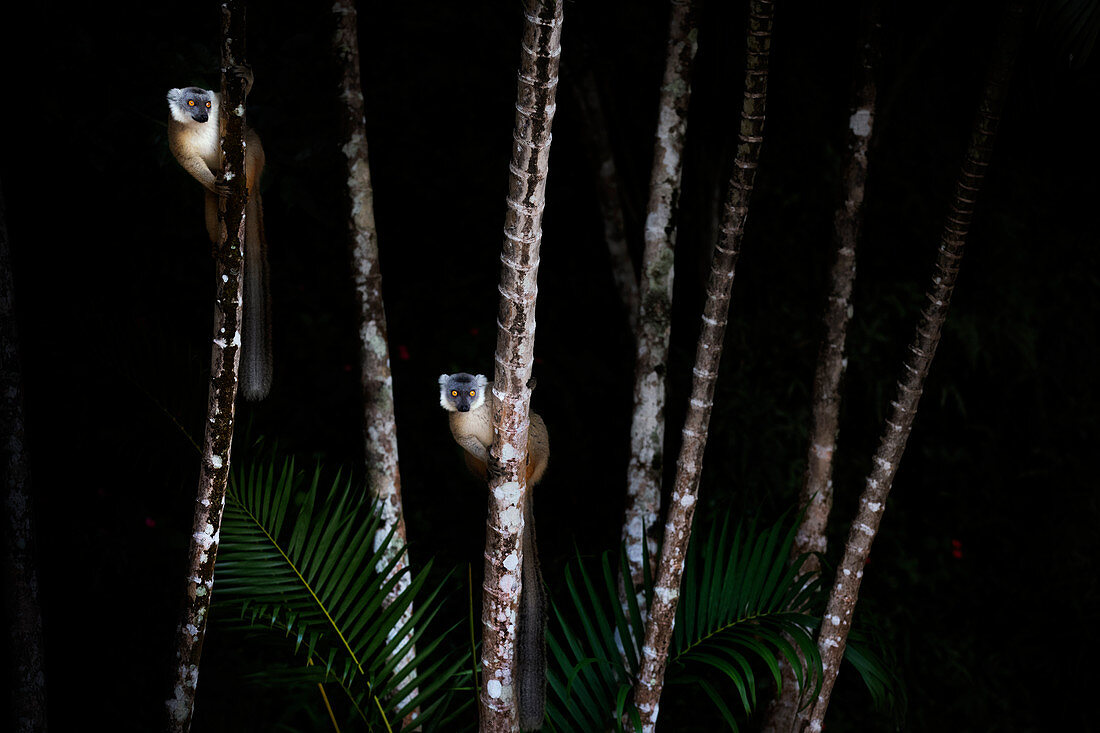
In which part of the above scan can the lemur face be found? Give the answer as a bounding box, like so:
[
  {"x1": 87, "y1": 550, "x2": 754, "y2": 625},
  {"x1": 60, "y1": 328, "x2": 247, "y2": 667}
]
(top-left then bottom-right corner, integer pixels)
[
  {"x1": 439, "y1": 373, "x2": 488, "y2": 413},
  {"x1": 167, "y1": 87, "x2": 215, "y2": 124}
]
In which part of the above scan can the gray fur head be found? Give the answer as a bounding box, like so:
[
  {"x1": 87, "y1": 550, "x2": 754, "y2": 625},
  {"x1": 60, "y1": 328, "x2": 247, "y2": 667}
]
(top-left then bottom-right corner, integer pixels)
[
  {"x1": 439, "y1": 373, "x2": 488, "y2": 413},
  {"x1": 167, "y1": 86, "x2": 217, "y2": 125}
]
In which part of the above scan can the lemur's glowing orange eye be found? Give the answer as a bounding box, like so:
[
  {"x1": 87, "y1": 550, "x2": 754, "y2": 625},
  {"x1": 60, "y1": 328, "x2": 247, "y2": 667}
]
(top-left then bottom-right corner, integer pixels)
[
  {"x1": 187, "y1": 100, "x2": 195, "y2": 106},
  {"x1": 206, "y1": 101, "x2": 211, "y2": 108},
  {"x1": 451, "y1": 390, "x2": 458, "y2": 397},
  {"x1": 469, "y1": 391, "x2": 476, "y2": 397}
]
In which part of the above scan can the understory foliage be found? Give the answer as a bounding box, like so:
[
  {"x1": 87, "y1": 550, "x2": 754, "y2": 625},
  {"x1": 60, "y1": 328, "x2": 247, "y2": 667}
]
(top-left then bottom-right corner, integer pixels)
[
  {"x1": 844, "y1": 625, "x2": 908, "y2": 726},
  {"x1": 214, "y1": 453, "x2": 903, "y2": 730},
  {"x1": 545, "y1": 514, "x2": 824, "y2": 732},
  {"x1": 216, "y1": 458, "x2": 472, "y2": 731}
]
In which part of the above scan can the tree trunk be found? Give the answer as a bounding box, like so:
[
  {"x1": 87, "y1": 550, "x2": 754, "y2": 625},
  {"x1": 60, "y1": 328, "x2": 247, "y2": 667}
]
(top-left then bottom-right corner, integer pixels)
[
  {"x1": 631, "y1": 2, "x2": 773, "y2": 729},
  {"x1": 800, "y1": 2, "x2": 1027, "y2": 728},
  {"x1": 332, "y1": 1, "x2": 419, "y2": 725},
  {"x1": 480, "y1": 1, "x2": 563, "y2": 731},
  {"x1": 761, "y1": 3, "x2": 881, "y2": 728},
  {"x1": 568, "y1": 65, "x2": 638, "y2": 336},
  {"x1": 166, "y1": 4, "x2": 250, "y2": 730},
  {"x1": 1, "y1": 182, "x2": 49, "y2": 733},
  {"x1": 622, "y1": 0, "x2": 699, "y2": 615}
]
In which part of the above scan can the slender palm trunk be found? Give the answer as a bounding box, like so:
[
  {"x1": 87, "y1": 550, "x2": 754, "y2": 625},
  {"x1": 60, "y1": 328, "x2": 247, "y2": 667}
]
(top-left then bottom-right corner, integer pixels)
[
  {"x1": 762, "y1": 4, "x2": 881, "y2": 728},
  {"x1": 332, "y1": 1, "x2": 419, "y2": 725},
  {"x1": 631, "y1": 3, "x2": 774, "y2": 728},
  {"x1": 794, "y1": 0, "x2": 881, "y2": 581},
  {"x1": 480, "y1": 2, "x2": 563, "y2": 730},
  {"x1": 801, "y1": 2, "x2": 1027, "y2": 728},
  {"x1": 622, "y1": 0, "x2": 699, "y2": 613},
  {"x1": 1, "y1": 183, "x2": 48, "y2": 733},
  {"x1": 166, "y1": 4, "x2": 250, "y2": 730},
  {"x1": 569, "y1": 66, "x2": 638, "y2": 336}
]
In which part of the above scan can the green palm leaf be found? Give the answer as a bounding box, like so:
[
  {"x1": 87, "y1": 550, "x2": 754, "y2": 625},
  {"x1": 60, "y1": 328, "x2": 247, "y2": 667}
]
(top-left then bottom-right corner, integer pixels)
[
  {"x1": 216, "y1": 457, "x2": 471, "y2": 731},
  {"x1": 844, "y1": 625, "x2": 907, "y2": 725},
  {"x1": 544, "y1": 512, "x2": 824, "y2": 732},
  {"x1": 546, "y1": 549, "x2": 642, "y2": 733},
  {"x1": 671, "y1": 513, "x2": 823, "y2": 724}
]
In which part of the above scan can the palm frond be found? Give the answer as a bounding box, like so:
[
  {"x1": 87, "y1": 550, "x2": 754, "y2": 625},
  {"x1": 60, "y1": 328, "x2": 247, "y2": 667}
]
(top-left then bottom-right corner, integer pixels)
[
  {"x1": 544, "y1": 512, "x2": 823, "y2": 732},
  {"x1": 216, "y1": 457, "x2": 472, "y2": 731},
  {"x1": 845, "y1": 625, "x2": 908, "y2": 725},
  {"x1": 1040, "y1": 0, "x2": 1100, "y2": 66},
  {"x1": 669, "y1": 513, "x2": 823, "y2": 729},
  {"x1": 545, "y1": 549, "x2": 643, "y2": 733}
]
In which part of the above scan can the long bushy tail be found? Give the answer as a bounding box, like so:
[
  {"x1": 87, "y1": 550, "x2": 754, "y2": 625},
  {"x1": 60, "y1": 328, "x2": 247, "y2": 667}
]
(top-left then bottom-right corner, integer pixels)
[
  {"x1": 241, "y1": 192, "x2": 272, "y2": 400},
  {"x1": 517, "y1": 492, "x2": 547, "y2": 731}
]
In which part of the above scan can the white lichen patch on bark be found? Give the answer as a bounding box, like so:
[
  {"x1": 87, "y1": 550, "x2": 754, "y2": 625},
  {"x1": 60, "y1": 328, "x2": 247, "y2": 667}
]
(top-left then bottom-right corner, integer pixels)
[
  {"x1": 500, "y1": 440, "x2": 521, "y2": 463},
  {"x1": 654, "y1": 585, "x2": 679, "y2": 605},
  {"x1": 625, "y1": 515, "x2": 646, "y2": 564},
  {"x1": 493, "y1": 481, "x2": 522, "y2": 508},
  {"x1": 503, "y1": 550, "x2": 520, "y2": 572},
  {"x1": 166, "y1": 665, "x2": 200, "y2": 722},
  {"x1": 360, "y1": 320, "x2": 387, "y2": 359},
  {"x1": 498, "y1": 573, "x2": 519, "y2": 595},
  {"x1": 192, "y1": 529, "x2": 215, "y2": 551},
  {"x1": 371, "y1": 526, "x2": 391, "y2": 564},
  {"x1": 499, "y1": 504, "x2": 523, "y2": 531},
  {"x1": 849, "y1": 108, "x2": 872, "y2": 136}
]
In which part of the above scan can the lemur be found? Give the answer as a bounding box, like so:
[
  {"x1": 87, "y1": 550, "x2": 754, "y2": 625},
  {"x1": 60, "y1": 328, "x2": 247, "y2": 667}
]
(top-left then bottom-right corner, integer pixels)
[
  {"x1": 167, "y1": 66, "x2": 272, "y2": 401},
  {"x1": 439, "y1": 373, "x2": 548, "y2": 731}
]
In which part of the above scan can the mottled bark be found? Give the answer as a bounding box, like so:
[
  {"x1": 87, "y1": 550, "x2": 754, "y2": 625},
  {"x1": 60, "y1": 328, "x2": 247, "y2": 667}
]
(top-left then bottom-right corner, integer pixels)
[
  {"x1": 481, "y1": 1, "x2": 562, "y2": 731},
  {"x1": 1, "y1": 183, "x2": 48, "y2": 733},
  {"x1": 762, "y1": 4, "x2": 881, "y2": 729},
  {"x1": 622, "y1": 0, "x2": 698, "y2": 613},
  {"x1": 795, "y1": 0, "x2": 881, "y2": 579},
  {"x1": 568, "y1": 66, "x2": 638, "y2": 336},
  {"x1": 631, "y1": 3, "x2": 773, "y2": 729},
  {"x1": 166, "y1": 5, "x2": 250, "y2": 730},
  {"x1": 801, "y1": 3, "x2": 1026, "y2": 729},
  {"x1": 332, "y1": 2, "x2": 419, "y2": 725}
]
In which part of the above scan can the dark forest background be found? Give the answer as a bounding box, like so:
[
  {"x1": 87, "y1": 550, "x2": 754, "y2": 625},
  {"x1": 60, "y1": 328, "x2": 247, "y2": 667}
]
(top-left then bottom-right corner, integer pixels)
[{"x1": 1, "y1": 0, "x2": 1097, "y2": 730}]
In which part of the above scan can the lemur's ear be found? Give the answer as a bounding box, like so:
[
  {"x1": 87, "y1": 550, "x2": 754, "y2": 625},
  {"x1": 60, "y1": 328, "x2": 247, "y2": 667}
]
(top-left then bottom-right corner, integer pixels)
[
  {"x1": 438, "y1": 374, "x2": 450, "y2": 387},
  {"x1": 475, "y1": 374, "x2": 488, "y2": 389}
]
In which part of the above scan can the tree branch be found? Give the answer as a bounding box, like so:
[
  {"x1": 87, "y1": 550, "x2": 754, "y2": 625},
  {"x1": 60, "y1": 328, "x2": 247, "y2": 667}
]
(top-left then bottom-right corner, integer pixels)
[
  {"x1": 166, "y1": 3, "x2": 250, "y2": 730},
  {"x1": 480, "y1": 1, "x2": 563, "y2": 731},
  {"x1": 1, "y1": 180, "x2": 49, "y2": 733},
  {"x1": 801, "y1": 2, "x2": 1028, "y2": 728},
  {"x1": 622, "y1": 0, "x2": 699, "y2": 617},
  {"x1": 631, "y1": 2, "x2": 774, "y2": 728},
  {"x1": 332, "y1": 1, "x2": 419, "y2": 725},
  {"x1": 567, "y1": 63, "x2": 639, "y2": 336},
  {"x1": 762, "y1": 2, "x2": 881, "y2": 727}
]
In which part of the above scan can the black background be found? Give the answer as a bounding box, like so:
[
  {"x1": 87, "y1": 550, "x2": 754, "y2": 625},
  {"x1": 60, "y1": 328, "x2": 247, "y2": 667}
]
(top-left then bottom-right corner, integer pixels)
[{"x1": 1, "y1": 1, "x2": 1097, "y2": 730}]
